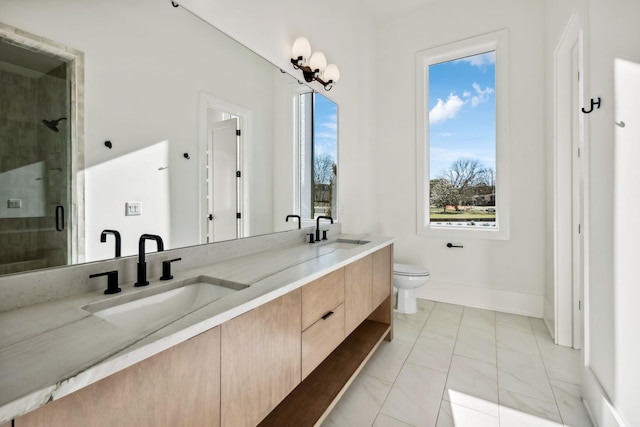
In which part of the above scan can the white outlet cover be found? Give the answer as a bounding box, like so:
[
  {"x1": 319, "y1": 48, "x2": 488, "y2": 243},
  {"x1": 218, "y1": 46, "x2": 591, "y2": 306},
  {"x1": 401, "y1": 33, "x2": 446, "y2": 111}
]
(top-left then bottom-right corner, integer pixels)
[{"x1": 125, "y1": 202, "x2": 141, "y2": 216}]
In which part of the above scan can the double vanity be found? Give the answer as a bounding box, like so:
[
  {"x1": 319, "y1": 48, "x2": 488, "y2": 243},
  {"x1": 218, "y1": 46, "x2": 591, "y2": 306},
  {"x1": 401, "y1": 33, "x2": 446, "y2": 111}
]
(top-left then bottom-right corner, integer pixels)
[{"x1": 0, "y1": 231, "x2": 394, "y2": 426}]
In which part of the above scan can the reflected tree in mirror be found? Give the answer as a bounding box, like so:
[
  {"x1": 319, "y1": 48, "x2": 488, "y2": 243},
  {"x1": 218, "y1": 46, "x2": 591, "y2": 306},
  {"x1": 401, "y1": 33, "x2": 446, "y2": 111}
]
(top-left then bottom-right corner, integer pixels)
[{"x1": 298, "y1": 92, "x2": 337, "y2": 220}]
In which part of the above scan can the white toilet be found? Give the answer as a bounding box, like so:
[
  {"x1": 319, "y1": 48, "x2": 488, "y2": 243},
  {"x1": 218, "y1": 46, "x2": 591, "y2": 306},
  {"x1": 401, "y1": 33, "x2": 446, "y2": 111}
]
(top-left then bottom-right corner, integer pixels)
[{"x1": 393, "y1": 263, "x2": 430, "y2": 314}]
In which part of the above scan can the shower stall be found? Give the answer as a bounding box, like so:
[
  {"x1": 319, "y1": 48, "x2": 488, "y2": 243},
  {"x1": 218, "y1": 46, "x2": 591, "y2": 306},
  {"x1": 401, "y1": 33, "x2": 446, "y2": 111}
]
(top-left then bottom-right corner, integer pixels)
[{"x1": 0, "y1": 40, "x2": 72, "y2": 274}]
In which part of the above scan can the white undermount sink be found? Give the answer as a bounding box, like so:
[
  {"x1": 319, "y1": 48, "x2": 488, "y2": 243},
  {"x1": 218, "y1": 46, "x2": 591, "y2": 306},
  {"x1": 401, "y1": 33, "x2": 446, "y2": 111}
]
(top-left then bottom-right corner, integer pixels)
[
  {"x1": 83, "y1": 276, "x2": 248, "y2": 333},
  {"x1": 321, "y1": 238, "x2": 371, "y2": 250}
]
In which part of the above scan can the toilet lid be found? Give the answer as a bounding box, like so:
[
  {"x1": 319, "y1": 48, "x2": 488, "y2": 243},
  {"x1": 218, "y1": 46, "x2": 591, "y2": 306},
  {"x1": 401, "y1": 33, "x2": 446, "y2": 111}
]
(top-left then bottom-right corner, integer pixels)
[{"x1": 393, "y1": 263, "x2": 430, "y2": 277}]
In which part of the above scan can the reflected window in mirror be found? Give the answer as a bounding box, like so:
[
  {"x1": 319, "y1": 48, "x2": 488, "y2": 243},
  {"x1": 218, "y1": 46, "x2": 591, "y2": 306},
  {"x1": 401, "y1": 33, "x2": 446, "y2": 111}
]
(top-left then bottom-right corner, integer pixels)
[{"x1": 298, "y1": 92, "x2": 338, "y2": 220}]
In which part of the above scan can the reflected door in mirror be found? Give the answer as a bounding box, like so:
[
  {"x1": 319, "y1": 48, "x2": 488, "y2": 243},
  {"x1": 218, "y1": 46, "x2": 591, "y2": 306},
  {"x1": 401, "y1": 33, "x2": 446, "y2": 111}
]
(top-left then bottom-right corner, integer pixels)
[{"x1": 208, "y1": 118, "x2": 240, "y2": 242}]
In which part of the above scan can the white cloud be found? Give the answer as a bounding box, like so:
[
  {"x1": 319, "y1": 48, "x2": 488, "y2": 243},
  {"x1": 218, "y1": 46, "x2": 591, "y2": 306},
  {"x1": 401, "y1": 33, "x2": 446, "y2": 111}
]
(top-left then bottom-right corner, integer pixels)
[
  {"x1": 321, "y1": 114, "x2": 338, "y2": 131},
  {"x1": 429, "y1": 93, "x2": 465, "y2": 124},
  {"x1": 470, "y1": 82, "x2": 494, "y2": 108},
  {"x1": 456, "y1": 51, "x2": 496, "y2": 68}
]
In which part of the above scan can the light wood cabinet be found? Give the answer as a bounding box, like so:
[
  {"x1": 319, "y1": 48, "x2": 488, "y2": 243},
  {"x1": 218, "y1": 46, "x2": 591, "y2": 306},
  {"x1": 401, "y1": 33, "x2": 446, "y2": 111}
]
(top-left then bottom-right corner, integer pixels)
[
  {"x1": 345, "y1": 254, "x2": 373, "y2": 335},
  {"x1": 372, "y1": 245, "x2": 392, "y2": 308},
  {"x1": 301, "y1": 268, "x2": 345, "y2": 330},
  {"x1": 220, "y1": 289, "x2": 301, "y2": 427},
  {"x1": 300, "y1": 268, "x2": 346, "y2": 379},
  {"x1": 302, "y1": 303, "x2": 345, "y2": 379},
  {"x1": 15, "y1": 326, "x2": 221, "y2": 427}
]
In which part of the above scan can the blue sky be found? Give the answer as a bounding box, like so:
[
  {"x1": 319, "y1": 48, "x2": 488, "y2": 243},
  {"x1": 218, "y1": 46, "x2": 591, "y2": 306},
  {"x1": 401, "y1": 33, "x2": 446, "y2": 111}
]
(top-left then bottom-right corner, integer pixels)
[
  {"x1": 428, "y1": 51, "x2": 496, "y2": 180},
  {"x1": 313, "y1": 92, "x2": 338, "y2": 162}
]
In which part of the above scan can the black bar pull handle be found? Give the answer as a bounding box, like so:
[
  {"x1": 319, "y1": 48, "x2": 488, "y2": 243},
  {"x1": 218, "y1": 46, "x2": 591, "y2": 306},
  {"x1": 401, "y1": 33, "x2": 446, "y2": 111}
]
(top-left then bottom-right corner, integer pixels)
[
  {"x1": 55, "y1": 205, "x2": 64, "y2": 231},
  {"x1": 321, "y1": 311, "x2": 334, "y2": 320},
  {"x1": 446, "y1": 242, "x2": 463, "y2": 248}
]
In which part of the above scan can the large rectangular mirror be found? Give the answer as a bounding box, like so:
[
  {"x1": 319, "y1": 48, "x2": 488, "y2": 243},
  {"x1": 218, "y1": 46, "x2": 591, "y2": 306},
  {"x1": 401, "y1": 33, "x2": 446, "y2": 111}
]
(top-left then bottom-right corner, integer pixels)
[{"x1": 0, "y1": 0, "x2": 338, "y2": 275}]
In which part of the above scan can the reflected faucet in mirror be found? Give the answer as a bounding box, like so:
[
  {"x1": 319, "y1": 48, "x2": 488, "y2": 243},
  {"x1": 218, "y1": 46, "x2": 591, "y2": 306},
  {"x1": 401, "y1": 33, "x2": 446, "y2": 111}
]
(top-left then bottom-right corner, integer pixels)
[
  {"x1": 286, "y1": 215, "x2": 301, "y2": 229},
  {"x1": 100, "y1": 230, "x2": 121, "y2": 258},
  {"x1": 135, "y1": 234, "x2": 164, "y2": 287}
]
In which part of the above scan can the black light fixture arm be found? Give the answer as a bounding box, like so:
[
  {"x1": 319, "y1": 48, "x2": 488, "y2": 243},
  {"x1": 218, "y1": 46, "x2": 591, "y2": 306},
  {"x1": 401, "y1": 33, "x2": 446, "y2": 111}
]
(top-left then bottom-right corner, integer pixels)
[{"x1": 290, "y1": 58, "x2": 335, "y2": 91}]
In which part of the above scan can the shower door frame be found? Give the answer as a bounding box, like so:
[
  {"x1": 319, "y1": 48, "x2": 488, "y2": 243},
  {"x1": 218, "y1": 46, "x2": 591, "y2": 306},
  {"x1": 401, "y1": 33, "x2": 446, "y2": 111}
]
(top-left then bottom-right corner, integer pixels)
[{"x1": 0, "y1": 23, "x2": 85, "y2": 264}]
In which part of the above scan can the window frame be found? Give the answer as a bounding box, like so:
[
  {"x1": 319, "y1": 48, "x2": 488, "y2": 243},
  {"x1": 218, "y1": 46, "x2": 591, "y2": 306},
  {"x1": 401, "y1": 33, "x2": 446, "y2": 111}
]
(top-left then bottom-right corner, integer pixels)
[{"x1": 416, "y1": 29, "x2": 510, "y2": 240}]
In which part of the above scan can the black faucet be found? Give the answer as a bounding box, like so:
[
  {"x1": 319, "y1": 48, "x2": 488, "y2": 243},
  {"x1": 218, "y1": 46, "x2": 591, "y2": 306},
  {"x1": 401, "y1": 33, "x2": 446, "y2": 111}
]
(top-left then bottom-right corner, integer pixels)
[
  {"x1": 135, "y1": 234, "x2": 164, "y2": 287},
  {"x1": 315, "y1": 215, "x2": 333, "y2": 241},
  {"x1": 286, "y1": 214, "x2": 301, "y2": 229},
  {"x1": 100, "y1": 229, "x2": 121, "y2": 258}
]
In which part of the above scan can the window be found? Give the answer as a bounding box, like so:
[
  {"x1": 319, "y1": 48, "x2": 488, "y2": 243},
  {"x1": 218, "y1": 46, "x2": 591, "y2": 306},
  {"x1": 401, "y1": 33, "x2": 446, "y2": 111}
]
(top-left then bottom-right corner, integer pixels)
[
  {"x1": 416, "y1": 30, "x2": 509, "y2": 239},
  {"x1": 298, "y1": 92, "x2": 338, "y2": 220}
]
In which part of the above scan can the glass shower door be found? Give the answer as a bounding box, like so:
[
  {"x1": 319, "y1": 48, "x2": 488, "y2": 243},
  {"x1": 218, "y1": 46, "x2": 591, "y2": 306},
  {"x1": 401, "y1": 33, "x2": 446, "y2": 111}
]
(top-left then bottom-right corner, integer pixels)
[{"x1": 0, "y1": 41, "x2": 71, "y2": 274}]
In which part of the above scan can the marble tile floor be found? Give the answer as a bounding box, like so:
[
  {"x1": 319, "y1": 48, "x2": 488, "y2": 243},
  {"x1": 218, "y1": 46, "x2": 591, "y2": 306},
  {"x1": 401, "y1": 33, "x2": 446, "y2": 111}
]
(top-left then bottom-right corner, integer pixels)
[{"x1": 322, "y1": 300, "x2": 592, "y2": 427}]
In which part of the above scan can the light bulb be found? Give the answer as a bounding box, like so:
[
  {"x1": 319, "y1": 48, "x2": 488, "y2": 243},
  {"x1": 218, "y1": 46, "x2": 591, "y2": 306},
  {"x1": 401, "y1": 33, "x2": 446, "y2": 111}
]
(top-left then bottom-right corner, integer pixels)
[
  {"x1": 309, "y1": 51, "x2": 327, "y2": 73},
  {"x1": 291, "y1": 37, "x2": 311, "y2": 64},
  {"x1": 323, "y1": 64, "x2": 340, "y2": 83}
]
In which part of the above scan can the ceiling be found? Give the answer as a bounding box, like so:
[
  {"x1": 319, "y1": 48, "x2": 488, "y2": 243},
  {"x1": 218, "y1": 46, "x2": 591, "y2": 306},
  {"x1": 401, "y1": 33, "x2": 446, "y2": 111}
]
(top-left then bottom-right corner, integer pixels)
[{"x1": 359, "y1": 0, "x2": 441, "y2": 22}]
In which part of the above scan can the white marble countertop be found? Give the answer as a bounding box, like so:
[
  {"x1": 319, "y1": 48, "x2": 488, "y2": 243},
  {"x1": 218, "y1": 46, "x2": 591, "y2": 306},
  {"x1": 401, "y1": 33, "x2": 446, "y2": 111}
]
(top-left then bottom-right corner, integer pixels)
[{"x1": 0, "y1": 234, "x2": 393, "y2": 423}]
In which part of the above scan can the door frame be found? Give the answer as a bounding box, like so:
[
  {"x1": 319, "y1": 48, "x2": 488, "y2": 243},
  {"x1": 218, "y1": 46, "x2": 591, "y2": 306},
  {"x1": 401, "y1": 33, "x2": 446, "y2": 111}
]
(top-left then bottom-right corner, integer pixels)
[
  {"x1": 198, "y1": 92, "x2": 251, "y2": 242},
  {"x1": 553, "y1": 11, "x2": 585, "y2": 348}
]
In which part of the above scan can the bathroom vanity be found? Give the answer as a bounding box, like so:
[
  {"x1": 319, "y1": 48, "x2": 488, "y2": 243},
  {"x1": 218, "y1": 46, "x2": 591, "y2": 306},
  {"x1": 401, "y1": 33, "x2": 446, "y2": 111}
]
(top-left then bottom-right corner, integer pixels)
[{"x1": 0, "y1": 233, "x2": 393, "y2": 426}]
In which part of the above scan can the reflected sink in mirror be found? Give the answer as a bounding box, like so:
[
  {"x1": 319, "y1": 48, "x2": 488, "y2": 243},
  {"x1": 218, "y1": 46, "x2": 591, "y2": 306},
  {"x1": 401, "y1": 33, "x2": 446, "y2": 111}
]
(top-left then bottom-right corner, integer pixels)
[
  {"x1": 321, "y1": 239, "x2": 371, "y2": 250},
  {"x1": 82, "y1": 276, "x2": 248, "y2": 333}
]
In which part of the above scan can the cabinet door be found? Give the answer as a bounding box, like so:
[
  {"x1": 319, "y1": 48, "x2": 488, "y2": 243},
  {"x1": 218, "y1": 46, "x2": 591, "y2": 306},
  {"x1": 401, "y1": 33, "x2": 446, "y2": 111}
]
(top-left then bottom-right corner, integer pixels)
[
  {"x1": 345, "y1": 254, "x2": 373, "y2": 335},
  {"x1": 15, "y1": 327, "x2": 221, "y2": 427},
  {"x1": 220, "y1": 289, "x2": 301, "y2": 427},
  {"x1": 301, "y1": 303, "x2": 345, "y2": 379},
  {"x1": 372, "y1": 245, "x2": 392, "y2": 308},
  {"x1": 301, "y1": 268, "x2": 345, "y2": 330}
]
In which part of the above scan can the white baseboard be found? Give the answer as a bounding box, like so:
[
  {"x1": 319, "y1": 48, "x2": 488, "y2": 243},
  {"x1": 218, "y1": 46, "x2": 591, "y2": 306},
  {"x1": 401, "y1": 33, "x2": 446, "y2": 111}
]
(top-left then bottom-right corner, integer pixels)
[
  {"x1": 583, "y1": 367, "x2": 625, "y2": 427},
  {"x1": 415, "y1": 280, "x2": 544, "y2": 317}
]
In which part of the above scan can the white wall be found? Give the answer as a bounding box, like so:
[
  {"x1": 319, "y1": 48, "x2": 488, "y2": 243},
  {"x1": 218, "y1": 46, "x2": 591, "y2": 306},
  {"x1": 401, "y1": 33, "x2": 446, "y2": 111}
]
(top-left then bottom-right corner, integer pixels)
[
  {"x1": 180, "y1": 0, "x2": 378, "y2": 236},
  {"x1": 582, "y1": 0, "x2": 640, "y2": 425},
  {"x1": 373, "y1": 0, "x2": 546, "y2": 316}
]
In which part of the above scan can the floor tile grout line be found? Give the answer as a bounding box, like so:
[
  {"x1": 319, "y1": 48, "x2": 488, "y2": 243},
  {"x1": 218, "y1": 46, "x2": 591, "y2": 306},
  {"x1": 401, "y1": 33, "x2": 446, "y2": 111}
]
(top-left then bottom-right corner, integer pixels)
[
  {"x1": 433, "y1": 303, "x2": 464, "y2": 427},
  {"x1": 372, "y1": 301, "x2": 436, "y2": 427},
  {"x1": 529, "y1": 316, "x2": 566, "y2": 425}
]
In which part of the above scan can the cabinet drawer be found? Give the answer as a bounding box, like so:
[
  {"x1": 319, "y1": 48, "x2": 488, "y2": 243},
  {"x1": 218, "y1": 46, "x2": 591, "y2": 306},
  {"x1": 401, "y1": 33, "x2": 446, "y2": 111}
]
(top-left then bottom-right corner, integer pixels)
[
  {"x1": 301, "y1": 303, "x2": 345, "y2": 379},
  {"x1": 301, "y1": 268, "x2": 345, "y2": 330}
]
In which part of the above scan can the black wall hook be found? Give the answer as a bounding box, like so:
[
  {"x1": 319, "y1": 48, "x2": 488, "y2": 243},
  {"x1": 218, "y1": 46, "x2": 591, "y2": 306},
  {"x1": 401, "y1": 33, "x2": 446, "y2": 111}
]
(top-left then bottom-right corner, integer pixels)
[
  {"x1": 171, "y1": 1, "x2": 179, "y2": 7},
  {"x1": 183, "y1": 153, "x2": 190, "y2": 159},
  {"x1": 582, "y1": 97, "x2": 601, "y2": 114},
  {"x1": 104, "y1": 141, "x2": 112, "y2": 149}
]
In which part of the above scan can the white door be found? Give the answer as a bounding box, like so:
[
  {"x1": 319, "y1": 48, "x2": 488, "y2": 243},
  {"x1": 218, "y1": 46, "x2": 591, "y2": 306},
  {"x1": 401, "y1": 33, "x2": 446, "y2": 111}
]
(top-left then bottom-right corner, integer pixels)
[{"x1": 207, "y1": 118, "x2": 238, "y2": 242}]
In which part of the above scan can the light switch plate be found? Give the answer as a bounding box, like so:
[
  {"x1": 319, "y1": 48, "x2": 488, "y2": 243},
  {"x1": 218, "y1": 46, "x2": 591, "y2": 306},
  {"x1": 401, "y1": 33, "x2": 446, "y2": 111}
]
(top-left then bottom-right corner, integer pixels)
[
  {"x1": 8, "y1": 199, "x2": 22, "y2": 208},
  {"x1": 125, "y1": 202, "x2": 141, "y2": 216}
]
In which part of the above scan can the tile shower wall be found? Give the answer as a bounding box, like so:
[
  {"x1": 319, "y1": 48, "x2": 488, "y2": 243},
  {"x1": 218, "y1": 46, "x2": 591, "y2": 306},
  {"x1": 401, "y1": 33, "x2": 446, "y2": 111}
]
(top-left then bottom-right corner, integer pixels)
[{"x1": 0, "y1": 63, "x2": 69, "y2": 274}]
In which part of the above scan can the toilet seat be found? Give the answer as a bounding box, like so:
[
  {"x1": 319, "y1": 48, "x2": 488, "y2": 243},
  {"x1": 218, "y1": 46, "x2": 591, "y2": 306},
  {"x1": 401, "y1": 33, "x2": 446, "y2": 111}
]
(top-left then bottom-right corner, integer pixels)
[{"x1": 393, "y1": 263, "x2": 430, "y2": 277}]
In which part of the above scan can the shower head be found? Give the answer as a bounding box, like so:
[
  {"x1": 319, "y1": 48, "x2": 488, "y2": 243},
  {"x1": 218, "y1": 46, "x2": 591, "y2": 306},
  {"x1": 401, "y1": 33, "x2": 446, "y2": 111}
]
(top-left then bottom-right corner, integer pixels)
[{"x1": 42, "y1": 117, "x2": 67, "y2": 132}]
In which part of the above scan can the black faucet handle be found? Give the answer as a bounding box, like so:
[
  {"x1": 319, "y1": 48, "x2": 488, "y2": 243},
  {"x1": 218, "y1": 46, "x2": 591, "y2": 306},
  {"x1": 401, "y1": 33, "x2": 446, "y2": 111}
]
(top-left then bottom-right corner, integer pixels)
[
  {"x1": 322, "y1": 230, "x2": 329, "y2": 240},
  {"x1": 90, "y1": 270, "x2": 121, "y2": 295},
  {"x1": 160, "y1": 258, "x2": 182, "y2": 281},
  {"x1": 307, "y1": 233, "x2": 315, "y2": 244}
]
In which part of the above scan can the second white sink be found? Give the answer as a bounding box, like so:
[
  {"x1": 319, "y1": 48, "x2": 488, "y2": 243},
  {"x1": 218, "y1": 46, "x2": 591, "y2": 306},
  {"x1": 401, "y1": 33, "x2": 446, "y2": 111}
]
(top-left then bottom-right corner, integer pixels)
[{"x1": 321, "y1": 238, "x2": 371, "y2": 250}]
